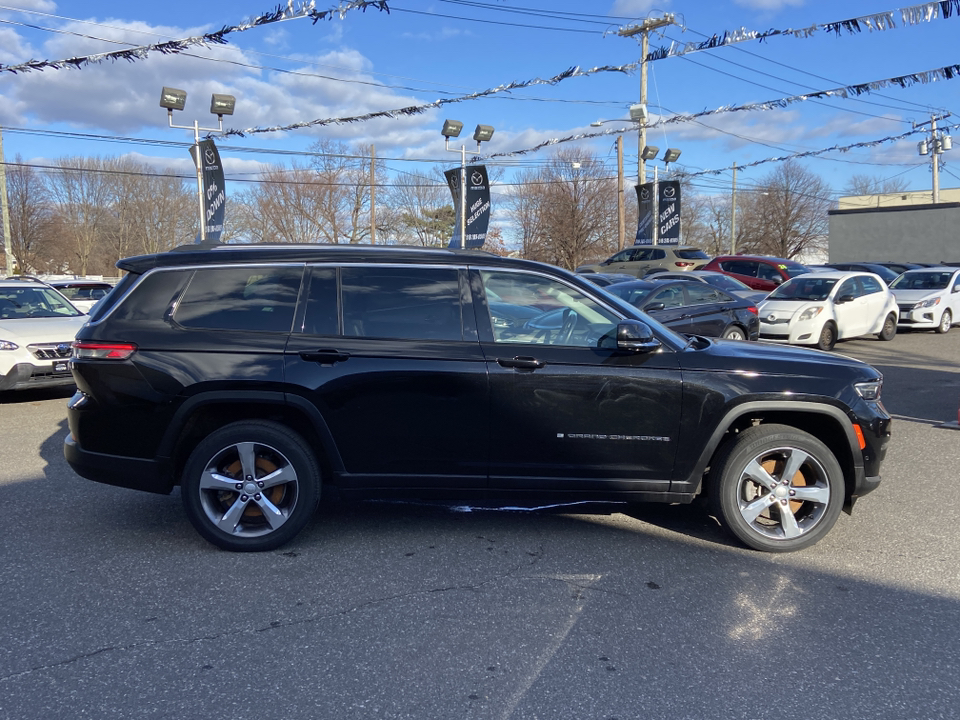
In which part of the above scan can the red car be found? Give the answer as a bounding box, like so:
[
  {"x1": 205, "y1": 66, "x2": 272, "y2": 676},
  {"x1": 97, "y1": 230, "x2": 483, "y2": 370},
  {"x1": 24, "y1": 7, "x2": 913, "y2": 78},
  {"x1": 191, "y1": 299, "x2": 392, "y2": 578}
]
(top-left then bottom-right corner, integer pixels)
[{"x1": 702, "y1": 255, "x2": 811, "y2": 291}]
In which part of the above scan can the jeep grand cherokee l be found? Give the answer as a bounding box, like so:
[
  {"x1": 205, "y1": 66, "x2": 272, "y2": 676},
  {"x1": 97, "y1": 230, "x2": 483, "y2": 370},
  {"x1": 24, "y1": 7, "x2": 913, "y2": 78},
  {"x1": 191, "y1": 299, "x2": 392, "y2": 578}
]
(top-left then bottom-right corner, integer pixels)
[{"x1": 64, "y1": 244, "x2": 891, "y2": 553}]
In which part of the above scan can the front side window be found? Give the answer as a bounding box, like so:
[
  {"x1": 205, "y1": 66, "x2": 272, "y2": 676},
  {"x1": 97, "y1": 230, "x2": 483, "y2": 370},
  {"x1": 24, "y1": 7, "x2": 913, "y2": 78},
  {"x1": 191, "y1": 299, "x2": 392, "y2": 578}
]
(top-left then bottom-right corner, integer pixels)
[
  {"x1": 175, "y1": 266, "x2": 302, "y2": 332},
  {"x1": 341, "y1": 266, "x2": 462, "y2": 341},
  {"x1": 481, "y1": 270, "x2": 619, "y2": 348},
  {"x1": 835, "y1": 278, "x2": 861, "y2": 300},
  {"x1": 723, "y1": 261, "x2": 757, "y2": 277},
  {"x1": 757, "y1": 263, "x2": 782, "y2": 282}
]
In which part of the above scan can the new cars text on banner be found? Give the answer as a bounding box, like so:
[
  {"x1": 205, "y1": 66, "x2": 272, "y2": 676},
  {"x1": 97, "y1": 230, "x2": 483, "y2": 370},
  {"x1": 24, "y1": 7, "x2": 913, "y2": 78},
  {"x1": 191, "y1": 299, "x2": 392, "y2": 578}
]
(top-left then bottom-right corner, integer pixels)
[
  {"x1": 445, "y1": 165, "x2": 491, "y2": 249},
  {"x1": 635, "y1": 182, "x2": 654, "y2": 244},
  {"x1": 634, "y1": 181, "x2": 682, "y2": 246},
  {"x1": 189, "y1": 138, "x2": 226, "y2": 243},
  {"x1": 658, "y1": 181, "x2": 681, "y2": 245}
]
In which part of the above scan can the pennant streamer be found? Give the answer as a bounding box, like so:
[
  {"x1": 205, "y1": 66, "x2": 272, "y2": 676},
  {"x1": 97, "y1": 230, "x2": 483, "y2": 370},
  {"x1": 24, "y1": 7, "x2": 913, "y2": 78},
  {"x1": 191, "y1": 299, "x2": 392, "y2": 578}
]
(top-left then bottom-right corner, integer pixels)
[
  {"x1": 480, "y1": 62, "x2": 960, "y2": 162},
  {"x1": 643, "y1": 1, "x2": 960, "y2": 62},
  {"x1": 0, "y1": 1, "x2": 390, "y2": 75}
]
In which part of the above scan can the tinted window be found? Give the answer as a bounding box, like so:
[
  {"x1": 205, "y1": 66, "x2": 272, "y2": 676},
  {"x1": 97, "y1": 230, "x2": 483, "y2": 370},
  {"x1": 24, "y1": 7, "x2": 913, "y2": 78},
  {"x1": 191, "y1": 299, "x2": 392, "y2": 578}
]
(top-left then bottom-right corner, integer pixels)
[
  {"x1": 757, "y1": 263, "x2": 782, "y2": 282},
  {"x1": 860, "y1": 275, "x2": 883, "y2": 295},
  {"x1": 675, "y1": 249, "x2": 710, "y2": 260},
  {"x1": 342, "y1": 266, "x2": 462, "y2": 341},
  {"x1": 686, "y1": 285, "x2": 725, "y2": 304},
  {"x1": 723, "y1": 261, "x2": 757, "y2": 277},
  {"x1": 301, "y1": 267, "x2": 338, "y2": 335},
  {"x1": 651, "y1": 249, "x2": 665, "y2": 260},
  {"x1": 175, "y1": 266, "x2": 302, "y2": 333},
  {"x1": 632, "y1": 248, "x2": 653, "y2": 261}
]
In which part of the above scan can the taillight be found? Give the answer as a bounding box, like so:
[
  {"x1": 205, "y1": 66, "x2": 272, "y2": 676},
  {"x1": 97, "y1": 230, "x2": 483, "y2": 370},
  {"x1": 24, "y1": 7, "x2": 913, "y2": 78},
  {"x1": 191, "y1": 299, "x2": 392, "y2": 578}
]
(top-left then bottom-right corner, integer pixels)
[
  {"x1": 72, "y1": 341, "x2": 138, "y2": 360},
  {"x1": 746, "y1": 305, "x2": 759, "y2": 315},
  {"x1": 674, "y1": 261, "x2": 695, "y2": 268}
]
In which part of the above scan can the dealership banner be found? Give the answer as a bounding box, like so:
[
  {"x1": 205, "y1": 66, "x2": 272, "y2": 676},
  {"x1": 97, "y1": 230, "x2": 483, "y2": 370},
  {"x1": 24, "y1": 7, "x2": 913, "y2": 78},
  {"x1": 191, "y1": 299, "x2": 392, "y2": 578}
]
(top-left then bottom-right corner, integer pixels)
[
  {"x1": 445, "y1": 165, "x2": 491, "y2": 249},
  {"x1": 634, "y1": 181, "x2": 681, "y2": 245},
  {"x1": 635, "y1": 182, "x2": 654, "y2": 244},
  {"x1": 657, "y1": 180, "x2": 681, "y2": 245},
  {"x1": 189, "y1": 138, "x2": 226, "y2": 243}
]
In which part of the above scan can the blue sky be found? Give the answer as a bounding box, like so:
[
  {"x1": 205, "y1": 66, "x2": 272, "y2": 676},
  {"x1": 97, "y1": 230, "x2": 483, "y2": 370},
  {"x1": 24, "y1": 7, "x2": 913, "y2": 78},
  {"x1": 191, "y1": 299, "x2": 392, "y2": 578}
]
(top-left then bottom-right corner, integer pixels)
[{"x1": 1, "y1": 0, "x2": 959, "y2": 205}]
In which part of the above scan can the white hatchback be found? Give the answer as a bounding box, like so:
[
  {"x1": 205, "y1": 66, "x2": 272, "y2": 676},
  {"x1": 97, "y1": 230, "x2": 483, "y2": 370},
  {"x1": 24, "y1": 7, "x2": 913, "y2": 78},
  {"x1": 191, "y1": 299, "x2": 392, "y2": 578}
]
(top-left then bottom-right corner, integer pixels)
[
  {"x1": 889, "y1": 266, "x2": 960, "y2": 334},
  {"x1": 0, "y1": 278, "x2": 88, "y2": 392},
  {"x1": 758, "y1": 271, "x2": 898, "y2": 351}
]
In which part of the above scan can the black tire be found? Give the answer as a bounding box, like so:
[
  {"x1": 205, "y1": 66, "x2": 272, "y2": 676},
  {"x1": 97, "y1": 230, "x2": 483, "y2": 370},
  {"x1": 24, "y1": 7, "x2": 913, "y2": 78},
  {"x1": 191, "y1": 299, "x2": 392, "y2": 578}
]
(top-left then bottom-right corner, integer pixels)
[
  {"x1": 181, "y1": 420, "x2": 321, "y2": 552},
  {"x1": 708, "y1": 424, "x2": 844, "y2": 552},
  {"x1": 816, "y1": 321, "x2": 837, "y2": 351},
  {"x1": 721, "y1": 325, "x2": 747, "y2": 341},
  {"x1": 877, "y1": 313, "x2": 897, "y2": 341},
  {"x1": 936, "y1": 309, "x2": 952, "y2": 334}
]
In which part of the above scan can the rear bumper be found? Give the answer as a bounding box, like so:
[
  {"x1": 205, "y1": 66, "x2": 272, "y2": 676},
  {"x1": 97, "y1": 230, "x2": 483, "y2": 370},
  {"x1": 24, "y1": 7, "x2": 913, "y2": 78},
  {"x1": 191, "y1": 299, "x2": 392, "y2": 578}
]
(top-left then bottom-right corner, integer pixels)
[{"x1": 64, "y1": 432, "x2": 173, "y2": 495}]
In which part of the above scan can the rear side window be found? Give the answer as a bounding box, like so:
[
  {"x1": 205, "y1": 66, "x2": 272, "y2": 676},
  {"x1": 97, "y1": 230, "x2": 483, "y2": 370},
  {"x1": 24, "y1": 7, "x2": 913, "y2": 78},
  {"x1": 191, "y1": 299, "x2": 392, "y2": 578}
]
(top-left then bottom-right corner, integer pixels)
[
  {"x1": 175, "y1": 266, "x2": 303, "y2": 333},
  {"x1": 860, "y1": 276, "x2": 883, "y2": 295},
  {"x1": 341, "y1": 267, "x2": 462, "y2": 341},
  {"x1": 686, "y1": 285, "x2": 725, "y2": 304},
  {"x1": 723, "y1": 261, "x2": 757, "y2": 277}
]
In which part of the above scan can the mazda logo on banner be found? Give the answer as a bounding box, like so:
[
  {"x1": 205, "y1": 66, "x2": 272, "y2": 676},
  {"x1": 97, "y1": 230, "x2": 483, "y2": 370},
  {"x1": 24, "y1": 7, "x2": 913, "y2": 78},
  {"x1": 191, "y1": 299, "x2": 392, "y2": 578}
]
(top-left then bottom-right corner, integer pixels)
[
  {"x1": 635, "y1": 182, "x2": 655, "y2": 244},
  {"x1": 445, "y1": 164, "x2": 491, "y2": 249},
  {"x1": 189, "y1": 138, "x2": 226, "y2": 243}
]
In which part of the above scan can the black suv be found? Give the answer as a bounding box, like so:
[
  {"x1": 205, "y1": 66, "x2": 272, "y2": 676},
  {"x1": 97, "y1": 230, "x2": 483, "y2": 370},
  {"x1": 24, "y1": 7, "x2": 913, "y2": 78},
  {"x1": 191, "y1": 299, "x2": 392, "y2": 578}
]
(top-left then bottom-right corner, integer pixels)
[{"x1": 64, "y1": 244, "x2": 891, "y2": 553}]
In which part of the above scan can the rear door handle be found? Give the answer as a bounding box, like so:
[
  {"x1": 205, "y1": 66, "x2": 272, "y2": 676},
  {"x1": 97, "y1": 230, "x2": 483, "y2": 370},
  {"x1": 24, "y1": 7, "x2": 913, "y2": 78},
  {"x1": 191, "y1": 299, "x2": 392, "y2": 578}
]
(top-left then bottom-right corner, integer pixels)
[
  {"x1": 299, "y1": 349, "x2": 350, "y2": 364},
  {"x1": 497, "y1": 356, "x2": 546, "y2": 369}
]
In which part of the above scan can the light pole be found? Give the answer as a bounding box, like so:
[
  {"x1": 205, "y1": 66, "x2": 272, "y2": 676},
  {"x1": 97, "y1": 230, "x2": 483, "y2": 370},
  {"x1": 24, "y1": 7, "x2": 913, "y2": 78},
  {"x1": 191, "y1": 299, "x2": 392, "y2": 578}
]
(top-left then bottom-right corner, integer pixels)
[
  {"x1": 160, "y1": 87, "x2": 235, "y2": 242},
  {"x1": 643, "y1": 147, "x2": 681, "y2": 246},
  {"x1": 442, "y1": 120, "x2": 494, "y2": 250}
]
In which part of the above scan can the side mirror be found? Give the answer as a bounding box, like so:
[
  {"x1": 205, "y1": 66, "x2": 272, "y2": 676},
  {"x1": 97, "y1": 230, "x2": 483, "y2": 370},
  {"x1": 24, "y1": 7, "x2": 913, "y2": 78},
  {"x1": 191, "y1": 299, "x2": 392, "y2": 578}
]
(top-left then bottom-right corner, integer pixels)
[
  {"x1": 645, "y1": 302, "x2": 666, "y2": 312},
  {"x1": 616, "y1": 321, "x2": 661, "y2": 353},
  {"x1": 837, "y1": 294, "x2": 855, "y2": 304}
]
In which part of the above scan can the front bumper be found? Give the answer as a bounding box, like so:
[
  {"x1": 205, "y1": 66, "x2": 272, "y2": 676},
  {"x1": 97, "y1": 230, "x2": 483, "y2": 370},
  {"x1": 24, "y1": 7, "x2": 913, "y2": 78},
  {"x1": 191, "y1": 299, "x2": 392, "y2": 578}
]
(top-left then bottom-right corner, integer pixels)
[
  {"x1": 757, "y1": 320, "x2": 822, "y2": 345},
  {"x1": 0, "y1": 360, "x2": 75, "y2": 392},
  {"x1": 897, "y1": 306, "x2": 939, "y2": 328}
]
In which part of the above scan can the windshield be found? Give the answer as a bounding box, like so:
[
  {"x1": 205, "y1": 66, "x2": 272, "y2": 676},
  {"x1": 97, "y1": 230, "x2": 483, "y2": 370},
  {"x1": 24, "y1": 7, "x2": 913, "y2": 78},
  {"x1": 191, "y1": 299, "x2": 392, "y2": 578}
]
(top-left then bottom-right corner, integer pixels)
[
  {"x1": 890, "y1": 271, "x2": 953, "y2": 291},
  {"x1": 0, "y1": 286, "x2": 84, "y2": 318},
  {"x1": 767, "y1": 276, "x2": 838, "y2": 301}
]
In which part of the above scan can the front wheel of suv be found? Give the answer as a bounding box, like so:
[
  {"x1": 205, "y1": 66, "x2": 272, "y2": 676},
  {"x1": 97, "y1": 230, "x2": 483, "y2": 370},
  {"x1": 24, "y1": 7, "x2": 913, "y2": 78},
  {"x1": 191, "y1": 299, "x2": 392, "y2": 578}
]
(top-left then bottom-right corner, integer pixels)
[
  {"x1": 181, "y1": 420, "x2": 321, "y2": 552},
  {"x1": 709, "y1": 424, "x2": 844, "y2": 552}
]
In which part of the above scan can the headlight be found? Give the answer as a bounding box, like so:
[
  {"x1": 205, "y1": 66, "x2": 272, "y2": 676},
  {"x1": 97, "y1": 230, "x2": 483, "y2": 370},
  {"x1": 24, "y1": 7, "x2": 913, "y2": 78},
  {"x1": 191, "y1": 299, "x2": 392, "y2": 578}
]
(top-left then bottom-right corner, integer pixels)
[
  {"x1": 854, "y1": 380, "x2": 882, "y2": 401},
  {"x1": 798, "y1": 306, "x2": 823, "y2": 322},
  {"x1": 913, "y1": 297, "x2": 941, "y2": 309},
  {"x1": 0, "y1": 340, "x2": 19, "y2": 351}
]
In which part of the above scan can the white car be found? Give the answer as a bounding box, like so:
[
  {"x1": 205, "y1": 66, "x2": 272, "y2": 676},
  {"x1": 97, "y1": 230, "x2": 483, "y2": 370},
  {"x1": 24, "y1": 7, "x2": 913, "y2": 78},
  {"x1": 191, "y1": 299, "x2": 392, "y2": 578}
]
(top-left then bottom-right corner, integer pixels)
[
  {"x1": 889, "y1": 266, "x2": 960, "y2": 334},
  {"x1": 758, "y1": 271, "x2": 898, "y2": 351},
  {"x1": 46, "y1": 279, "x2": 114, "y2": 314},
  {"x1": 0, "y1": 278, "x2": 88, "y2": 392}
]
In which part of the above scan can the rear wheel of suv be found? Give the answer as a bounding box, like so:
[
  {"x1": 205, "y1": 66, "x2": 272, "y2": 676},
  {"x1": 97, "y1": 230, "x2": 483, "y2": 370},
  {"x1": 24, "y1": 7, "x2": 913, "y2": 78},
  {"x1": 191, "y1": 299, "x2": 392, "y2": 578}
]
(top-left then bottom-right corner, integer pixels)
[
  {"x1": 709, "y1": 424, "x2": 844, "y2": 552},
  {"x1": 181, "y1": 420, "x2": 321, "y2": 552}
]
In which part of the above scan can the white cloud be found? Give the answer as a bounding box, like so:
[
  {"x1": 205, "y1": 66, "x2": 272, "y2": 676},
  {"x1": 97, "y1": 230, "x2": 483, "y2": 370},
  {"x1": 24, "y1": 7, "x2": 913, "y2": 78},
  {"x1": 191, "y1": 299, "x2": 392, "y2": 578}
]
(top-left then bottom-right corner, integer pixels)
[{"x1": 609, "y1": 0, "x2": 667, "y2": 16}]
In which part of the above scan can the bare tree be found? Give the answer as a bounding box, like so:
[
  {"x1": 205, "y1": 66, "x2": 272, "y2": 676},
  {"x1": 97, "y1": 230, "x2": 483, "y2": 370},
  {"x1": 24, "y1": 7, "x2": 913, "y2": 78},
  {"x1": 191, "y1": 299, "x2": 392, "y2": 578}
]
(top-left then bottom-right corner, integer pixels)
[
  {"x1": 385, "y1": 168, "x2": 453, "y2": 247},
  {"x1": 504, "y1": 147, "x2": 618, "y2": 269},
  {"x1": 308, "y1": 139, "x2": 381, "y2": 244},
  {"x1": 843, "y1": 173, "x2": 909, "y2": 196},
  {"x1": 5, "y1": 156, "x2": 55, "y2": 273},
  {"x1": 234, "y1": 162, "x2": 327, "y2": 243},
  {"x1": 46, "y1": 157, "x2": 113, "y2": 275},
  {"x1": 736, "y1": 159, "x2": 833, "y2": 260}
]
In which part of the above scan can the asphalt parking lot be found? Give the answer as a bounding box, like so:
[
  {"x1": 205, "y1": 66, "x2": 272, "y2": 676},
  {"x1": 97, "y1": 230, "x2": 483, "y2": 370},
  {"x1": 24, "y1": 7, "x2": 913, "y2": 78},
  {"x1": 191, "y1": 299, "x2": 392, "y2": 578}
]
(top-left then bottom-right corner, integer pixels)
[{"x1": 1, "y1": 328, "x2": 959, "y2": 720}]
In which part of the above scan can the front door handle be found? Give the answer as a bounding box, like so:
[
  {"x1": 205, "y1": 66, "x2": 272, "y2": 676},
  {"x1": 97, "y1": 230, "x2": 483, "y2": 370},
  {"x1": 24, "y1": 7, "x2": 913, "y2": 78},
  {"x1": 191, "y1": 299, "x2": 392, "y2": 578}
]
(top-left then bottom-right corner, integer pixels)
[
  {"x1": 299, "y1": 349, "x2": 350, "y2": 364},
  {"x1": 497, "y1": 356, "x2": 546, "y2": 370}
]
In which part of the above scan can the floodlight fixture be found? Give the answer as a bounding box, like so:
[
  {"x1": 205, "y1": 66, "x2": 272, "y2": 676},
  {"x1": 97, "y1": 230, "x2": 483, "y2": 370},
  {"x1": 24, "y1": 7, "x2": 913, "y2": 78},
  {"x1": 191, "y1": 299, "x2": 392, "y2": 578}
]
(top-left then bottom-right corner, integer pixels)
[
  {"x1": 210, "y1": 94, "x2": 236, "y2": 117},
  {"x1": 160, "y1": 86, "x2": 187, "y2": 111},
  {"x1": 629, "y1": 104, "x2": 647, "y2": 122},
  {"x1": 441, "y1": 119, "x2": 463, "y2": 138},
  {"x1": 473, "y1": 124, "x2": 495, "y2": 144},
  {"x1": 640, "y1": 146, "x2": 659, "y2": 160},
  {"x1": 663, "y1": 148, "x2": 682, "y2": 164}
]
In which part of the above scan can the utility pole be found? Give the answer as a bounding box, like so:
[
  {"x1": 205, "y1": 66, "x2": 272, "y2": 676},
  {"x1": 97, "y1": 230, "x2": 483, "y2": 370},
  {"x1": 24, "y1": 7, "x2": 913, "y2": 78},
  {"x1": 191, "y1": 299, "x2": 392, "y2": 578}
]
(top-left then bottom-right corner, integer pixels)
[
  {"x1": 617, "y1": 136, "x2": 626, "y2": 250},
  {"x1": 0, "y1": 128, "x2": 13, "y2": 276},
  {"x1": 916, "y1": 113, "x2": 952, "y2": 204},
  {"x1": 370, "y1": 144, "x2": 376, "y2": 244},
  {"x1": 731, "y1": 161, "x2": 737, "y2": 255},
  {"x1": 618, "y1": 14, "x2": 674, "y2": 186}
]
